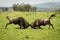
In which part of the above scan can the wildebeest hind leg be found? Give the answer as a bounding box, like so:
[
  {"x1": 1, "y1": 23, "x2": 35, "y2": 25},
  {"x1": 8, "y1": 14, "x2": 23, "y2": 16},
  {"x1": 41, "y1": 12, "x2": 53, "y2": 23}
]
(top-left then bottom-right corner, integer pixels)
[
  {"x1": 5, "y1": 22, "x2": 11, "y2": 29},
  {"x1": 50, "y1": 24, "x2": 54, "y2": 29},
  {"x1": 48, "y1": 24, "x2": 50, "y2": 29}
]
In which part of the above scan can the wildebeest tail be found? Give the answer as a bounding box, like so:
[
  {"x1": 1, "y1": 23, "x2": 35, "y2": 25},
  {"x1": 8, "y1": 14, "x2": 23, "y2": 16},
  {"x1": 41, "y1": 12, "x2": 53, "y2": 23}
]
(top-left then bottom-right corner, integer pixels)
[
  {"x1": 6, "y1": 16, "x2": 10, "y2": 20},
  {"x1": 49, "y1": 13, "x2": 56, "y2": 19},
  {"x1": 48, "y1": 16, "x2": 51, "y2": 19}
]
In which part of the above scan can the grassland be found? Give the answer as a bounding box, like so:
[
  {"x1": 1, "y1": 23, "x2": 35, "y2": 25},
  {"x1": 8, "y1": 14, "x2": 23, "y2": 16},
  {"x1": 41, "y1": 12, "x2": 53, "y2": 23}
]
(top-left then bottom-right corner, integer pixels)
[{"x1": 0, "y1": 11, "x2": 60, "y2": 40}]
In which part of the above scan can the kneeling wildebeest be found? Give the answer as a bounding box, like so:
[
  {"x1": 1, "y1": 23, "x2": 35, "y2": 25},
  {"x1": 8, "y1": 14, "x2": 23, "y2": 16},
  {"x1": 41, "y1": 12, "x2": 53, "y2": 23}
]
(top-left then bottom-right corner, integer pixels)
[
  {"x1": 5, "y1": 16, "x2": 30, "y2": 29},
  {"x1": 30, "y1": 18, "x2": 54, "y2": 29}
]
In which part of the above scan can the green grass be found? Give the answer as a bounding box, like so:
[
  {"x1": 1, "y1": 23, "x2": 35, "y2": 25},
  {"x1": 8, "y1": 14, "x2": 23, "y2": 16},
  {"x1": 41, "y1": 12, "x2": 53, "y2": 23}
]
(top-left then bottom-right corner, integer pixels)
[{"x1": 0, "y1": 11, "x2": 60, "y2": 40}]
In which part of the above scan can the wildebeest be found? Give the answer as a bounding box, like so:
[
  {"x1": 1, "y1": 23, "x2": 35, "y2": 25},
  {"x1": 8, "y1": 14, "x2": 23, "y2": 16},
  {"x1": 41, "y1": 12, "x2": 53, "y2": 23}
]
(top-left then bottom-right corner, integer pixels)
[
  {"x1": 5, "y1": 16, "x2": 30, "y2": 29},
  {"x1": 30, "y1": 18, "x2": 54, "y2": 29}
]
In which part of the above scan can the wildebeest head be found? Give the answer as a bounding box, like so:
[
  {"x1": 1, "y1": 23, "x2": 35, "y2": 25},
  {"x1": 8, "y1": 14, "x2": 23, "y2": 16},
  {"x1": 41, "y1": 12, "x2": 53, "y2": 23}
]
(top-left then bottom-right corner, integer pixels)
[{"x1": 30, "y1": 19, "x2": 40, "y2": 29}]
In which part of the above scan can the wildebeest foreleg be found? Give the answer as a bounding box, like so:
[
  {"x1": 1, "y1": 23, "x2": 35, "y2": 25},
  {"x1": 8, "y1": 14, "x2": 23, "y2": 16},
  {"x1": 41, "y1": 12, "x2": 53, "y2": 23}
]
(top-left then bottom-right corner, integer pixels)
[
  {"x1": 33, "y1": 26, "x2": 40, "y2": 29},
  {"x1": 19, "y1": 26, "x2": 26, "y2": 29}
]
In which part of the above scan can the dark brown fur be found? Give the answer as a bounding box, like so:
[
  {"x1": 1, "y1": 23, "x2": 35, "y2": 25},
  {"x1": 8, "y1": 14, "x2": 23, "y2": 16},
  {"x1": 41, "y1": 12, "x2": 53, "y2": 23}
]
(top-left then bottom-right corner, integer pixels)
[
  {"x1": 49, "y1": 14, "x2": 56, "y2": 19},
  {"x1": 30, "y1": 18, "x2": 54, "y2": 29},
  {"x1": 5, "y1": 16, "x2": 30, "y2": 29}
]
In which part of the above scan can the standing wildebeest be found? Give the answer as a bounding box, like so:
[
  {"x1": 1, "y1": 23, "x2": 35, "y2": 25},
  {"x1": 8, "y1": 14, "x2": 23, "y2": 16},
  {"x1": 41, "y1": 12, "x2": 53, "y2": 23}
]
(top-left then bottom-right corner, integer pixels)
[
  {"x1": 30, "y1": 17, "x2": 54, "y2": 29},
  {"x1": 5, "y1": 16, "x2": 30, "y2": 29}
]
